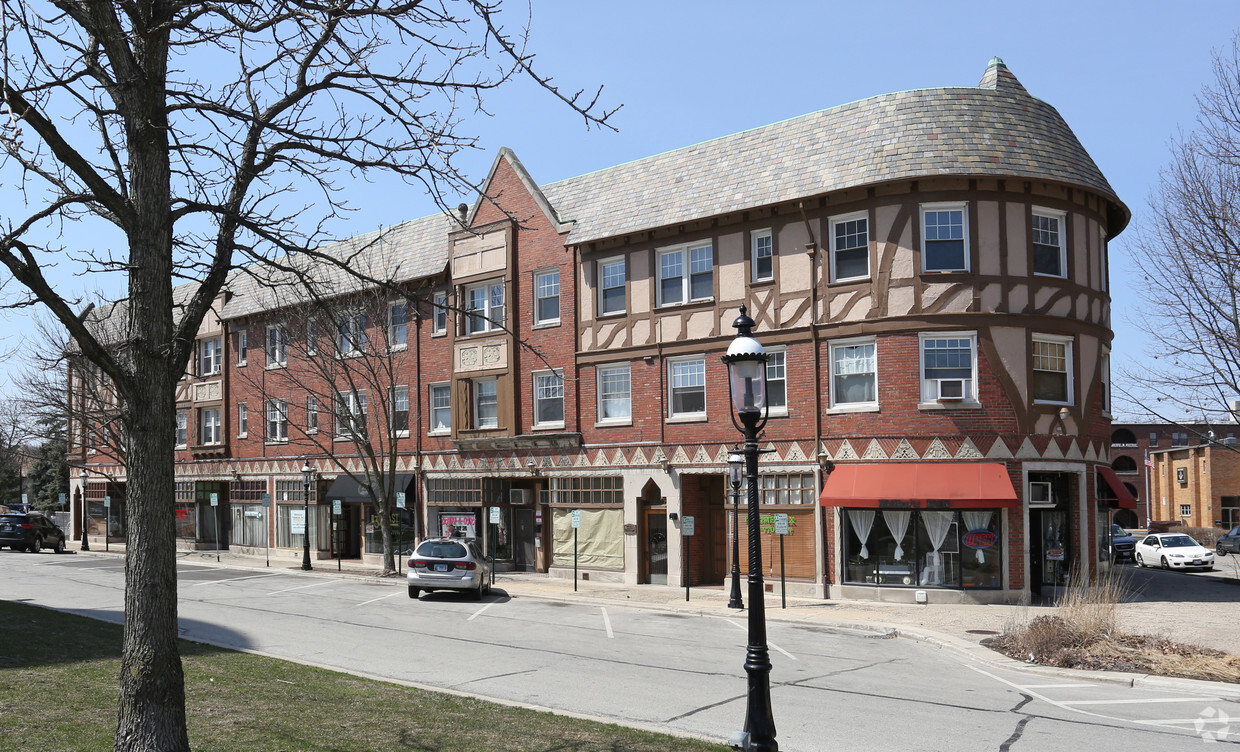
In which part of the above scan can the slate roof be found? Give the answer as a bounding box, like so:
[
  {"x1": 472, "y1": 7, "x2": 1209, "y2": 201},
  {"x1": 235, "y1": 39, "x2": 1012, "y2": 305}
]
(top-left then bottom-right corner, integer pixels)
[{"x1": 541, "y1": 58, "x2": 1127, "y2": 245}]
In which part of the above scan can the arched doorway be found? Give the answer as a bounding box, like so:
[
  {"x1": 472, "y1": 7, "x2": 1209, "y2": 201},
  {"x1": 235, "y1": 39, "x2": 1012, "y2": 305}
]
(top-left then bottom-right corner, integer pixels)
[{"x1": 638, "y1": 479, "x2": 667, "y2": 585}]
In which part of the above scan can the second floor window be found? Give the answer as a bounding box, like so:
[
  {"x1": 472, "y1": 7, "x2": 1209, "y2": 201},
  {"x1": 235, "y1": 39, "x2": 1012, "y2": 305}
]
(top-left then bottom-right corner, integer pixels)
[
  {"x1": 464, "y1": 280, "x2": 505, "y2": 335},
  {"x1": 238, "y1": 402, "x2": 248, "y2": 436},
  {"x1": 534, "y1": 371, "x2": 564, "y2": 426},
  {"x1": 199, "y1": 406, "x2": 221, "y2": 445},
  {"x1": 830, "y1": 339, "x2": 877, "y2": 408},
  {"x1": 306, "y1": 395, "x2": 319, "y2": 433},
  {"x1": 1032, "y1": 209, "x2": 1066, "y2": 277},
  {"x1": 389, "y1": 302, "x2": 408, "y2": 348},
  {"x1": 474, "y1": 378, "x2": 498, "y2": 429},
  {"x1": 175, "y1": 410, "x2": 187, "y2": 447},
  {"x1": 267, "y1": 325, "x2": 287, "y2": 367},
  {"x1": 831, "y1": 212, "x2": 869, "y2": 282},
  {"x1": 266, "y1": 399, "x2": 288, "y2": 442},
  {"x1": 658, "y1": 243, "x2": 713, "y2": 306},
  {"x1": 534, "y1": 270, "x2": 560, "y2": 325},
  {"x1": 337, "y1": 311, "x2": 367, "y2": 355},
  {"x1": 752, "y1": 230, "x2": 773, "y2": 282},
  {"x1": 599, "y1": 257, "x2": 626, "y2": 315},
  {"x1": 199, "y1": 338, "x2": 222, "y2": 376},
  {"x1": 766, "y1": 349, "x2": 787, "y2": 413},
  {"x1": 669, "y1": 357, "x2": 706, "y2": 419},
  {"x1": 335, "y1": 390, "x2": 367, "y2": 438},
  {"x1": 922, "y1": 204, "x2": 968, "y2": 272},
  {"x1": 1032, "y1": 335, "x2": 1073, "y2": 404},
  {"x1": 921, "y1": 334, "x2": 976, "y2": 403},
  {"x1": 429, "y1": 383, "x2": 451, "y2": 433},
  {"x1": 236, "y1": 330, "x2": 248, "y2": 365},
  {"x1": 598, "y1": 364, "x2": 631, "y2": 423},
  {"x1": 432, "y1": 291, "x2": 447, "y2": 334},
  {"x1": 390, "y1": 386, "x2": 409, "y2": 434}
]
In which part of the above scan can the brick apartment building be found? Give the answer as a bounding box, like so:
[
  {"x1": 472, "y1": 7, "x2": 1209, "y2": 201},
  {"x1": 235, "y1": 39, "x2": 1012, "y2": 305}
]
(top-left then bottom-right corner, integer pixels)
[
  {"x1": 70, "y1": 58, "x2": 1135, "y2": 603},
  {"x1": 1107, "y1": 422, "x2": 1233, "y2": 527}
]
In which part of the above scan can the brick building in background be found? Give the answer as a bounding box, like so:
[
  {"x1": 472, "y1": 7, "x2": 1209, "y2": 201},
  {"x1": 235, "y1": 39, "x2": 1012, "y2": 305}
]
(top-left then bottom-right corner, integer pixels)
[{"x1": 70, "y1": 58, "x2": 1134, "y2": 603}]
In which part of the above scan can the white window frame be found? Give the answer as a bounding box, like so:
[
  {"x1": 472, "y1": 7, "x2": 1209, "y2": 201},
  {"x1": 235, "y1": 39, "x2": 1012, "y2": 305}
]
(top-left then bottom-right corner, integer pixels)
[
  {"x1": 751, "y1": 229, "x2": 773, "y2": 282},
  {"x1": 334, "y1": 390, "x2": 367, "y2": 439},
  {"x1": 432, "y1": 291, "x2": 448, "y2": 335},
  {"x1": 266, "y1": 398, "x2": 289, "y2": 443},
  {"x1": 533, "y1": 369, "x2": 565, "y2": 428},
  {"x1": 388, "y1": 301, "x2": 408, "y2": 350},
  {"x1": 765, "y1": 346, "x2": 788, "y2": 417},
  {"x1": 1032, "y1": 207, "x2": 1067, "y2": 278},
  {"x1": 918, "y1": 332, "x2": 979, "y2": 408},
  {"x1": 828, "y1": 336, "x2": 879, "y2": 412},
  {"x1": 1100, "y1": 348, "x2": 1112, "y2": 418},
  {"x1": 199, "y1": 406, "x2": 221, "y2": 445},
  {"x1": 306, "y1": 394, "x2": 319, "y2": 434},
  {"x1": 598, "y1": 256, "x2": 626, "y2": 316},
  {"x1": 596, "y1": 363, "x2": 632, "y2": 426},
  {"x1": 306, "y1": 319, "x2": 318, "y2": 356},
  {"x1": 1032, "y1": 333, "x2": 1074, "y2": 406},
  {"x1": 921, "y1": 202, "x2": 970, "y2": 273},
  {"x1": 199, "y1": 338, "x2": 222, "y2": 376},
  {"x1": 829, "y1": 211, "x2": 870, "y2": 282},
  {"x1": 336, "y1": 310, "x2": 366, "y2": 356},
  {"x1": 428, "y1": 382, "x2": 451, "y2": 435},
  {"x1": 390, "y1": 385, "x2": 410, "y2": 437},
  {"x1": 237, "y1": 402, "x2": 248, "y2": 438},
  {"x1": 175, "y1": 410, "x2": 188, "y2": 448},
  {"x1": 533, "y1": 269, "x2": 561, "y2": 327},
  {"x1": 266, "y1": 324, "x2": 287, "y2": 368},
  {"x1": 235, "y1": 329, "x2": 248, "y2": 366},
  {"x1": 657, "y1": 241, "x2": 714, "y2": 307},
  {"x1": 463, "y1": 279, "x2": 505, "y2": 335},
  {"x1": 473, "y1": 377, "x2": 498, "y2": 429},
  {"x1": 667, "y1": 355, "x2": 707, "y2": 421}
]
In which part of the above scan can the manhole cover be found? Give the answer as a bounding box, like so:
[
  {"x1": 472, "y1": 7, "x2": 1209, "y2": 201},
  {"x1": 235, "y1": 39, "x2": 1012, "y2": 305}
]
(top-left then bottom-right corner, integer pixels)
[{"x1": 965, "y1": 629, "x2": 999, "y2": 635}]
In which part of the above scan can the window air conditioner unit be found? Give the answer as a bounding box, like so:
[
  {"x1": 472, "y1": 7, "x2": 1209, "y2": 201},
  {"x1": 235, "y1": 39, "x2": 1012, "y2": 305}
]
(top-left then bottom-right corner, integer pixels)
[
  {"x1": 509, "y1": 488, "x2": 531, "y2": 505},
  {"x1": 935, "y1": 378, "x2": 966, "y2": 401},
  {"x1": 1029, "y1": 481, "x2": 1053, "y2": 506}
]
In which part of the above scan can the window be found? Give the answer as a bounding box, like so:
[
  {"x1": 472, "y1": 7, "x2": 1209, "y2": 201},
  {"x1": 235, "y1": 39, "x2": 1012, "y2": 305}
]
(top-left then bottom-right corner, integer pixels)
[
  {"x1": 752, "y1": 230, "x2": 773, "y2": 282},
  {"x1": 1032, "y1": 334, "x2": 1073, "y2": 404},
  {"x1": 237, "y1": 402, "x2": 248, "y2": 437},
  {"x1": 920, "y1": 333, "x2": 976, "y2": 404},
  {"x1": 336, "y1": 310, "x2": 366, "y2": 355},
  {"x1": 306, "y1": 319, "x2": 318, "y2": 356},
  {"x1": 199, "y1": 406, "x2": 221, "y2": 445},
  {"x1": 1101, "y1": 349, "x2": 1111, "y2": 416},
  {"x1": 534, "y1": 270, "x2": 560, "y2": 325},
  {"x1": 830, "y1": 338, "x2": 877, "y2": 409},
  {"x1": 388, "y1": 302, "x2": 408, "y2": 349},
  {"x1": 175, "y1": 410, "x2": 187, "y2": 448},
  {"x1": 533, "y1": 370, "x2": 564, "y2": 427},
  {"x1": 198, "y1": 338, "x2": 222, "y2": 376},
  {"x1": 335, "y1": 390, "x2": 367, "y2": 438},
  {"x1": 464, "y1": 280, "x2": 505, "y2": 335},
  {"x1": 432, "y1": 291, "x2": 448, "y2": 334},
  {"x1": 766, "y1": 348, "x2": 787, "y2": 414},
  {"x1": 1149, "y1": 431, "x2": 1160, "y2": 444},
  {"x1": 266, "y1": 324, "x2": 287, "y2": 367},
  {"x1": 598, "y1": 257, "x2": 626, "y2": 315},
  {"x1": 390, "y1": 386, "x2": 409, "y2": 435},
  {"x1": 736, "y1": 473, "x2": 816, "y2": 505},
  {"x1": 921, "y1": 203, "x2": 968, "y2": 272},
  {"x1": 236, "y1": 330, "x2": 248, "y2": 366},
  {"x1": 843, "y1": 508, "x2": 1003, "y2": 589},
  {"x1": 597, "y1": 364, "x2": 631, "y2": 423},
  {"x1": 1172, "y1": 432, "x2": 1188, "y2": 446},
  {"x1": 548, "y1": 476, "x2": 624, "y2": 505},
  {"x1": 473, "y1": 378, "x2": 498, "y2": 429},
  {"x1": 306, "y1": 395, "x2": 319, "y2": 433},
  {"x1": 1032, "y1": 208, "x2": 1066, "y2": 277},
  {"x1": 830, "y1": 212, "x2": 869, "y2": 282},
  {"x1": 658, "y1": 242, "x2": 713, "y2": 306},
  {"x1": 668, "y1": 357, "x2": 706, "y2": 419},
  {"x1": 1180, "y1": 504, "x2": 1192, "y2": 518},
  {"x1": 429, "y1": 383, "x2": 451, "y2": 433},
  {"x1": 266, "y1": 399, "x2": 288, "y2": 442}
]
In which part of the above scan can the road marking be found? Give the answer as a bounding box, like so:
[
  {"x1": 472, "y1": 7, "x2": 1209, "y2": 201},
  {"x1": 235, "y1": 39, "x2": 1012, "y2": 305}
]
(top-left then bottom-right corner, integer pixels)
[
  {"x1": 601, "y1": 607, "x2": 614, "y2": 638},
  {"x1": 1060, "y1": 697, "x2": 1222, "y2": 705},
  {"x1": 1022, "y1": 683, "x2": 1097, "y2": 688},
  {"x1": 468, "y1": 602, "x2": 495, "y2": 621},
  {"x1": 357, "y1": 591, "x2": 403, "y2": 607},
  {"x1": 185, "y1": 573, "x2": 282, "y2": 587},
  {"x1": 723, "y1": 619, "x2": 794, "y2": 659},
  {"x1": 267, "y1": 580, "x2": 336, "y2": 595}
]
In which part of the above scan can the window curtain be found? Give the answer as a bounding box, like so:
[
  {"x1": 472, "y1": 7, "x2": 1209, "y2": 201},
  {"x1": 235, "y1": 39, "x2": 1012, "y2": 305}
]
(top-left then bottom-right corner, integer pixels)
[
  {"x1": 882, "y1": 510, "x2": 911, "y2": 561},
  {"x1": 920, "y1": 510, "x2": 954, "y2": 585},
  {"x1": 848, "y1": 509, "x2": 876, "y2": 559},
  {"x1": 961, "y1": 510, "x2": 993, "y2": 563}
]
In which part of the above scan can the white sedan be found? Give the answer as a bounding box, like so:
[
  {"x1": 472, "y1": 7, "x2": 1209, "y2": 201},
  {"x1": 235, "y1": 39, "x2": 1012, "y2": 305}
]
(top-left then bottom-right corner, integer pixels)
[{"x1": 1134, "y1": 532, "x2": 1215, "y2": 571}]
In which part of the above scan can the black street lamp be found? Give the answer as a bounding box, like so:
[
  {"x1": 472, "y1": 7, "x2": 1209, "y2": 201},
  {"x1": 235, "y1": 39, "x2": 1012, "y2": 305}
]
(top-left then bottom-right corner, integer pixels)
[
  {"x1": 721, "y1": 305, "x2": 777, "y2": 752},
  {"x1": 301, "y1": 461, "x2": 314, "y2": 571},
  {"x1": 727, "y1": 452, "x2": 744, "y2": 610},
  {"x1": 79, "y1": 467, "x2": 90, "y2": 552}
]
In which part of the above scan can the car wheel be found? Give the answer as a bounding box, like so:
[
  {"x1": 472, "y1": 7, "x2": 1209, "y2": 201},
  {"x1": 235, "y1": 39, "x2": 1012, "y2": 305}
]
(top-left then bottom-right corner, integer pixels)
[
  {"x1": 29, "y1": 537, "x2": 41, "y2": 554},
  {"x1": 407, "y1": 586, "x2": 420, "y2": 599},
  {"x1": 1135, "y1": 553, "x2": 1144, "y2": 568},
  {"x1": 1218, "y1": 544, "x2": 1228, "y2": 557},
  {"x1": 52, "y1": 537, "x2": 65, "y2": 554},
  {"x1": 470, "y1": 580, "x2": 484, "y2": 600},
  {"x1": 1160, "y1": 556, "x2": 1170, "y2": 570}
]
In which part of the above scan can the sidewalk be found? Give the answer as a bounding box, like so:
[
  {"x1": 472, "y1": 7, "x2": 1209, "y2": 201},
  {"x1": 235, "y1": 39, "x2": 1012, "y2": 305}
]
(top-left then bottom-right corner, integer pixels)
[{"x1": 74, "y1": 541, "x2": 1240, "y2": 698}]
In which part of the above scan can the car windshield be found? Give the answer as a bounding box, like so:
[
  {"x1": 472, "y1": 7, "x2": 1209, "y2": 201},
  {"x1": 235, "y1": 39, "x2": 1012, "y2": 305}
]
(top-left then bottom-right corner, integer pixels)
[
  {"x1": 1161, "y1": 535, "x2": 1199, "y2": 548},
  {"x1": 416, "y1": 541, "x2": 468, "y2": 558},
  {"x1": 1111, "y1": 525, "x2": 1128, "y2": 536}
]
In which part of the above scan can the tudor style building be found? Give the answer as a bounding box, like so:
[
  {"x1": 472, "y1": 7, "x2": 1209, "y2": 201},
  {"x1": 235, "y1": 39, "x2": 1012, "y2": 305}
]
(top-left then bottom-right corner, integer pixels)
[{"x1": 70, "y1": 58, "x2": 1133, "y2": 603}]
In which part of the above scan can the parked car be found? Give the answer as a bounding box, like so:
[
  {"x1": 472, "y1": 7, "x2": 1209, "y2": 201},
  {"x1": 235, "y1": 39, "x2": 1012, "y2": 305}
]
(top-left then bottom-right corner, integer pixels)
[
  {"x1": 1217, "y1": 525, "x2": 1240, "y2": 556},
  {"x1": 0, "y1": 511, "x2": 67, "y2": 553},
  {"x1": 1134, "y1": 532, "x2": 1215, "y2": 571},
  {"x1": 1107, "y1": 524, "x2": 1137, "y2": 561},
  {"x1": 407, "y1": 538, "x2": 492, "y2": 600}
]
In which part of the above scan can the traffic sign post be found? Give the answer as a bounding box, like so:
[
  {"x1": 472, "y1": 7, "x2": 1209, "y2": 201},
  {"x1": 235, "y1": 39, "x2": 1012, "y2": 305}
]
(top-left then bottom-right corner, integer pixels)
[
  {"x1": 104, "y1": 496, "x2": 111, "y2": 552},
  {"x1": 681, "y1": 516, "x2": 695, "y2": 601},
  {"x1": 489, "y1": 506, "x2": 500, "y2": 586},
  {"x1": 210, "y1": 492, "x2": 219, "y2": 561},
  {"x1": 333, "y1": 500, "x2": 342, "y2": 572},
  {"x1": 261, "y1": 493, "x2": 271, "y2": 567},
  {"x1": 774, "y1": 513, "x2": 789, "y2": 609},
  {"x1": 571, "y1": 510, "x2": 581, "y2": 592},
  {"x1": 396, "y1": 492, "x2": 406, "y2": 575}
]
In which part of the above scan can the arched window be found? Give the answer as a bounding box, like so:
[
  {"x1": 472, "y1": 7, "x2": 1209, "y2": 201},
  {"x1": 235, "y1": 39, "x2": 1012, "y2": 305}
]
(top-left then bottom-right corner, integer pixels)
[
  {"x1": 1112, "y1": 455, "x2": 1138, "y2": 474},
  {"x1": 1111, "y1": 428, "x2": 1137, "y2": 446}
]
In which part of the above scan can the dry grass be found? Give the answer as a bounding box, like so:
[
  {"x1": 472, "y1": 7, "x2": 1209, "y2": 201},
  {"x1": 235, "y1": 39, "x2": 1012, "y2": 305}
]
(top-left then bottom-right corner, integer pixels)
[{"x1": 1180, "y1": 525, "x2": 1226, "y2": 548}]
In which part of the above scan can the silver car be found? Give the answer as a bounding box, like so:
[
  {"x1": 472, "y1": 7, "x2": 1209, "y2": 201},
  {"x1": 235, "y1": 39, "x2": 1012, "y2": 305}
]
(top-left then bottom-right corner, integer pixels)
[{"x1": 407, "y1": 538, "x2": 492, "y2": 599}]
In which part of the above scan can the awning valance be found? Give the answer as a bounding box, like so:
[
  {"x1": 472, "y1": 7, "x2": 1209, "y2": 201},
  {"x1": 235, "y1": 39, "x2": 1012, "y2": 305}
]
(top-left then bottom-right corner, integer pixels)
[
  {"x1": 324, "y1": 474, "x2": 416, "y2": 504},
  {"x1": 1096, "y1": 467, "x2": 1137, "y2": 510},
  {"x1": 820, "y1": 463, "x2": 1018, "y2": 509}
]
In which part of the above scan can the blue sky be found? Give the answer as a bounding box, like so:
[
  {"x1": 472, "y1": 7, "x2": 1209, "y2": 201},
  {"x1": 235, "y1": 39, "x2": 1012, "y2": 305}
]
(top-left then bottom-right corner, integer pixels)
[{"x1": 3, "y1": 1, "x2": 1238, "y2": 417}]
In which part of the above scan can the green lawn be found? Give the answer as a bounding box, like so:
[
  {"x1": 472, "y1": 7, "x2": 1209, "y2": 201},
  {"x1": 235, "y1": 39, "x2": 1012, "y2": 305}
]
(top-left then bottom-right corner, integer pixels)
[{"x1": 0, "y1": 601, "x2": 726, "y2": 751}]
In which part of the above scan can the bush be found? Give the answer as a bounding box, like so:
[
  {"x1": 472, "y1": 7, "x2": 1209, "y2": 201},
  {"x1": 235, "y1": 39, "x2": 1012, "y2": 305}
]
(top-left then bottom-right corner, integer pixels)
[{"x1": 1179, "y1": 525, "x2": 1226, "y2": 547}]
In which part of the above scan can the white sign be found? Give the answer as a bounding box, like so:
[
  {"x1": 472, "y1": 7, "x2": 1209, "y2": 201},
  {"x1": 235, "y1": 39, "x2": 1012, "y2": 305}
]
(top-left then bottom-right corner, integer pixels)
[
  {"x1": 332, "y1": 499, "x2": 342, "y2": 516},
  {"x1": 395, "y1": 492, "x2": 406, "y2": 509},
  {"x1": 774, "y1": 513, "x2": 789, "y2": 536},
  {"x1": 104, "y1": 495, "x2": 111, "y2": 508},
  {"x1": 21, "y1": 493, "x2": 27, "y2": 505},
  {"x1": 290, "y1": 508, "x2": 306, "y2": 535},
  {"x1": 489, "y1": 506, "x2": 501, "y2": 524},
  {"x1": 571, "y1": 509, "x2": 581, "y2": 529},
  {"x1": 209, "y1": 492, "x2": 218, "y2": 507},
  {"x1": 244, "y1": 509, "x2": 262, "y2": 518},
  {"x1": 682, "y1": 516, "x2": 695, "y2": 536}
]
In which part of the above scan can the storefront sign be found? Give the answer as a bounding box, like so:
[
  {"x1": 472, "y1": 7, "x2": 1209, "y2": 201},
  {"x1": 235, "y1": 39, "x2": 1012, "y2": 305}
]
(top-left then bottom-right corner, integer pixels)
[
  {"x1": 439, "y1": 513, "x2": 477, "y2": 539},
  {"x1": 623, "y1": 523, "x2": 637, "y2": 535},
  {"x1": 244, "y1": 509, "x2": 262, "y2": 518},
  {"x1": 1046, "y1": 547, "x2": 1065, "y2": 561},
  {"x1": 290, "y1": 508, "x2": 306, "y2": 535},
  {"x1": 877, "y1": 499, "x2": 952, "y2": 509},
  {"x1": 962, "y1": 529, "x2": 997, "y2": 549}
]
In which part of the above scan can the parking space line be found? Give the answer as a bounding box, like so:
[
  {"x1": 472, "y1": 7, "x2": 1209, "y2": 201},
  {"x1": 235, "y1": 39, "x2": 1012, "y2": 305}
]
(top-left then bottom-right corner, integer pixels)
[
  {"x1": 722, "y1": 619, "x2": 794, "y2": 659},
  {"x1": 601, "y1": 607, "x2": 613, "y2": 638},
  {"x1": 267, "y1": 580, "x2": 335, "y2": 595},
  {"x1": 468, "y1": 602, "x2": 495, "y2": 621},
  {"x1": 1023, "y1": 683, "x2": 1097, "y2": 689},
  {"x1": 185, "y1": 573, "x2": 282, "y2": 588},
  {"x1": 357, "y1": 591, "x2": 403, "y2": 607},
  {"x1": 1061, "y1": 697, "x2": 1221, "y2": 705}
]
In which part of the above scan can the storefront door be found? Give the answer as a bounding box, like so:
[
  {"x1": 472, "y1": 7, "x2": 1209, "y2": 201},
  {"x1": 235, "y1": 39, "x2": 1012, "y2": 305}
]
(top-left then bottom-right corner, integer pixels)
[
  {"x1": 644, "y1": 510, "x2": 668, "y2": 585},
  {"x1": 514, "y1": 508, "x2": 535, "y2": 571},
  {"x1": 1031, "y1": 508, "x2": 1069, "y2": 597}
]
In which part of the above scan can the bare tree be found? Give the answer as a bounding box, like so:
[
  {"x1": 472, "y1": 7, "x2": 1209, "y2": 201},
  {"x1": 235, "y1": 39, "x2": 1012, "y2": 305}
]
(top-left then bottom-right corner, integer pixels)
[
  {"x1": 1126, "y1": 32, "x2": 1240, "y2": 424},
  {"x1": 0, "y1": 3, "x2": 614, "y2": 750}
]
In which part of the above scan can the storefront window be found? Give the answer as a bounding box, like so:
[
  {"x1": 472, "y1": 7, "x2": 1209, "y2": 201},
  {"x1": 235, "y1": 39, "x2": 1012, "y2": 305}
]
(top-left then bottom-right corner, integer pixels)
[
  {"x1": 229, "y1": 504, "x2": 267, "y2": 547},
  {"x1": 366, "y1": 506, "x2": 417, "y2": 555},
  {"x1": 843, "y1": 508, "x2": 1002, "y2": 589},
  {"x1": 276, "y1": 504, "x2": 329, "y2": 549}
]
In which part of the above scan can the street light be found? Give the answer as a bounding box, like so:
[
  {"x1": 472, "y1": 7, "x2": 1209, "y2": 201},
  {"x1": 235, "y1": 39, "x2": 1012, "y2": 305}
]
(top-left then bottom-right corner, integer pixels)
[
  {"x1": 727, "y1": 452, "x2": 744, "y2": 610},
  {"x1": 721, "y1": 305, "x2": 777, "y2": 752},
  {"x1": 301, "y1": 461, "x2": 314, "y2": 571},
  {"x1": 79, "y1": 467, "x2": 90, "y2": 552}
]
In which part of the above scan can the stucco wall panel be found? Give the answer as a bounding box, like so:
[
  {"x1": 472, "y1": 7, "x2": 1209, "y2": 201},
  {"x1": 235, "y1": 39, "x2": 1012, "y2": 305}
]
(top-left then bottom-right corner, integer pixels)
[
  {"x1": 978, "y1": 201, "x2": 1001, "y2": 276},
  {"x1": 990, "y1": 326, "x2": 1028, "y2": 405},
  {"x1": 1006, "y1": 204, "x2": 1027, "y2": 276}
]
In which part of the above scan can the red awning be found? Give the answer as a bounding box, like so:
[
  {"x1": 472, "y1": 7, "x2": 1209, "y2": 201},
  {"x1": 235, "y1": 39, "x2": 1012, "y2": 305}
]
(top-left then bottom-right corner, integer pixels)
[
  {"x1": 1096, "y1": 466, "x2": 1137, "y2": 510},
  {"x1": 820, "y1": 463, "x2": 1018, "y2": 509}
]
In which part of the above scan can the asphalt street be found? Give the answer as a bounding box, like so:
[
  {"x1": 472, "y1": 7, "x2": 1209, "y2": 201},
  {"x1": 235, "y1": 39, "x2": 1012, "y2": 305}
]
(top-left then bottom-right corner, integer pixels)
[{"x1": 2, "y1": 551, "x2": 1237, "y2": 751}]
